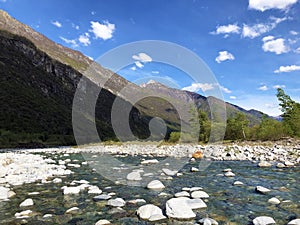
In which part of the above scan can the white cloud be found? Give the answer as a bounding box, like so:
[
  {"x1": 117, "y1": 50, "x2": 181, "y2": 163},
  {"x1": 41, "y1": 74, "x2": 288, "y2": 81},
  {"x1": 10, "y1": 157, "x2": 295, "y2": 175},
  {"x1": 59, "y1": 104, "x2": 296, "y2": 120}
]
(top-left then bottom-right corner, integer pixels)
[
  {"x1": 59, "y1": 36, "x2": 78, "y2": 47},
  {"x1": 90, "y1": 21, "x2": 115, "y2": 40},
  {"x1": 91, "y1": 11, "x2": 96, "y2": 15},
  {"x1": 295, "y1": 47, "x2": 300, "y2": 53},
  {"x1": 242, "y1": 17, "x2": 287, "y2": 39},
  {"x1": 274, "y1": 65, "x2": 300, "y2": 73},
  {"x1": 211, "y1": 24, "x2": 240, "y2": 35},
  {"x1": 248, "y1": 0, "x2": 298, "y2": 12},
  {"x1": 78, "y1": 33, "x2": 90, "y2": 46},
  {"x1": 130, "y1": 66, "x2": 136, "y2": 71},
  {"x1": 230, "y1": 96, "x2": 237, "y2": 100},
  {"x1": 262, "y1": 37, "x2": 289, "y2": 54},
  {"x1": 290, "y1": 30, "x2": 298, "y2": 35},
  {"x1": 52, "y1": 21, "x2": 62, "y2": 28},
  {"x1": 219, "y1": 85, "x2": 232, "y2": 93},
  {"x1": 72, "y1": 23, "x2": 79, "y2": 30},
  {"x1": 0, "y1": 0, "x2": 7, "y2": 3},
  {"x1": 215, "y1": 51, "x2": 235, "y2": 63},
  {"x1": 273, "y1": 84, "x2": 286, "y2": 89},
  {"x1": 182, "y1": 83, "x2": 214, "y2": 92},
  {"x1": 135, "y1": 61, "x2": 144, "y2": 68},
  {"x1": 132, "y1": 53, "x2": 152, "y2": 63},
  {"x1": 258, "y1": 85, "x2": 268, "y2": 91},
  {"x1": 152, "y1": 71, "x2": 159, "y2": 74}
]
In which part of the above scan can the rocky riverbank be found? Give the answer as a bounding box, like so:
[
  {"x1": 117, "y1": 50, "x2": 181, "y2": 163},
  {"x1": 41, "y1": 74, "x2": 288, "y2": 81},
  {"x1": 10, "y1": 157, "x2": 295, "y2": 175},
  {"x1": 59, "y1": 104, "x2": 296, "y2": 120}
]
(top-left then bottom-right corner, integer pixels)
[{"x1": 0, "y1": 143, "x2": 299, "y2": 224}]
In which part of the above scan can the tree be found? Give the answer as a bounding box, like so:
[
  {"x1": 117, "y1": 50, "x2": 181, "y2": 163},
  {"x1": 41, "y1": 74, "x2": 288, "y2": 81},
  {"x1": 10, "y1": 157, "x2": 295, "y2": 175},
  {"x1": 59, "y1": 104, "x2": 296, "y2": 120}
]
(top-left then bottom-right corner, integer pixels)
[
  {"x1": 257, "y1": 116, "x2": 286, "y2": 141},
  {"x1": 225, "y1": 112, "x2": 249, "y2": 140},
  {"x1": 276, "y1": 88, "x2": 300, "y2": 137},
  {"x1": 198, "y1": 110, "x2": 211, "y2": 142}
]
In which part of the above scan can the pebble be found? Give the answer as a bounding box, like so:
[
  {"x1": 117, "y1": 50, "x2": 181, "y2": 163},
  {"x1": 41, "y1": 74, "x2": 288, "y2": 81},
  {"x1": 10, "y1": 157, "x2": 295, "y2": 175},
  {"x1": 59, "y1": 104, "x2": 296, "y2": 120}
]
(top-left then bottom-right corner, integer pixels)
[
  {"x1": 128, "y1": 199, "x2": 146, "y2": 204},
  {"x1": 258, "y1": 161, "x2": 272, "y2": 167},
  {"x1": 19, "y1": 198, "x2": 34, "y2": 207},
  {"x1": 224, "y1": 171, "x2": 235, "y2": 177},
  {"x1": 95, "y1": 219, "x2": 111, "y2": 225},
  {"x1": 175, "y1": 191, "x2": 190, "y2": 198},
  {"x1": 127, "y1": 171, "x2": 142, "y2": 181},
  {"x1": 199, "y1": 217, "x2": 219, "y2": 225},
  {"x1": 268, "y1": 197, "x2": 280, "y2": 205},
  {"x1": 43, "y1": 214, "x2": 53, "y2": 218},
  {"x1": 63, "y1": 186, "x2": 81, "y2": 195},
  {"x1": 147, "y1": 180, "x2": 165, "y2": 190},
  {"x1": 141, "y1": 159, "x2": 159, "y2": 165},
  {"x1": 107, "y1": 198, "x2": 126, "y2": 207},
  {"x1": 15, "y1": 210, "x2": 33, "y2": 218},
  {"x1": 0, "y1": 186, "x2": 10, "y2": 200},
  {"x1": 253, "y1": 216, "x2": 276, "y2": 225},
  {"x1": 191, "y1": 190, "x2": 209, "y2": 199},
  {"x1": 190, "y1": 167, "x2": 199, "y2": 172},
  {"x1": 88, "y1": 186, "x2": 102, "y2": 194},
  {"x1": 93, "y1": 194, "x2": 112, "y2": 201},
  {"x1": 276, "y1": 163, "x2": 285, "y2": 168},
  {"x1": 256, "y1": 186, "x2": 271, "y2": 194},
  {"x1": 233, "y1": 181, "x2": 244, "y2": 186},
  {"x1": 190, "y1": 187, "x2": 203, "y2": 192},
  {"x1": 65, "y1": 207, "x2": 80, "y2": 214},
  {"x1": 162, "y1": 168, "x2": 178, "y2": 176},
  {"x1": 52, "y1": 178, "x2": 62, "y2": 183}
]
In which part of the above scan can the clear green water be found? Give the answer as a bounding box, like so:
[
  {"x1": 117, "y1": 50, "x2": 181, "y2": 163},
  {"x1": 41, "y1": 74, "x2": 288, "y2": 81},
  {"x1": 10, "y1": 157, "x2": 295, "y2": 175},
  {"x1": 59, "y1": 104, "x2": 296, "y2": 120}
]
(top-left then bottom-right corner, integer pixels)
[{"x1": 0, "y1": 153, "x2": 299, "y2": 225}]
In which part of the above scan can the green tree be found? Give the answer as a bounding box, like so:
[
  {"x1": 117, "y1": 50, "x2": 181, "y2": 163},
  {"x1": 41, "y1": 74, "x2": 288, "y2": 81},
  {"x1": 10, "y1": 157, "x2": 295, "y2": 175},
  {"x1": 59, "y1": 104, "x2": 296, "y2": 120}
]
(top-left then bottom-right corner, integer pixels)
[
  {"x1": 225, "y1": 112, "x2": 249, "y2": 140},
  {"x1": 257, "y1": 116, "x2": 286, "y2": 141},
  {"x1": 198, "y1": 110, "x2": 211, "y2": 142},
  {"x1": 277, "y1": 88, "x2": 300, "y2": 137}
]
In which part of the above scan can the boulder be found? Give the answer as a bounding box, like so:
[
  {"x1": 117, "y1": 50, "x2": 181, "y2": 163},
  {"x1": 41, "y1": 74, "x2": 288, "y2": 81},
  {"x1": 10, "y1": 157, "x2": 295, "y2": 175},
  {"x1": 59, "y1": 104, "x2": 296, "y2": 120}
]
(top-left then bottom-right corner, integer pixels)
[
  {"x1": 166, "y1": 197, "x2": 196, "y2": 219},
  {"x1": 288, "y1": 219, "x2": 300, "y2": 225},
  {"x1": 268, "y1": 197, "x2": 280, "y2": 205},
  {"x1": 127, "y1": 171, "x2": 142, "y2": 181},
  {"x1": 0, "y1": 186, "x2": 10, "y2": 200},
  {"x1": 137, "y1": 204, "x2": 166, "y2": 221},
  {"x1": 253, "y1": 216, "x2": 276, "y2": 225},
  {"x1": 191, "y1": 190, "x2": 209, "y2": 199}
]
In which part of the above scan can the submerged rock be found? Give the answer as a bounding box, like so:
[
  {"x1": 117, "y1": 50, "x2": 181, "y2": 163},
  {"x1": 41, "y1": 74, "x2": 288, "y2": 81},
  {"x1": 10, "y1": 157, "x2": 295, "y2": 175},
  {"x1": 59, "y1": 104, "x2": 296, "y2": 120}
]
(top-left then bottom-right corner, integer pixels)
[
  {"x1": 147, "y1": 180, "x2": 165, "y2": 190},
  {"x1": 107, "y1": 198, "x2": 126, "y2": 207},
  {"x1": 191, "y1": 190, "x2": 209, "y2": 199},
  {"x1": 268, "y1": 197, "x2": 280, "y2": 205},
  {"x1": 256, "y1": 186, "x2": 271, "y2": 194}
]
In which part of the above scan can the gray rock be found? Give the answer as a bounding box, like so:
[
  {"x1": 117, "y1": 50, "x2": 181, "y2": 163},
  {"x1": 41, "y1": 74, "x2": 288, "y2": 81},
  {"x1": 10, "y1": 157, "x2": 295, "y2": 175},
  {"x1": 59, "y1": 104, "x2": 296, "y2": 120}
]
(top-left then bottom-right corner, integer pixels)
[
  {"x1": 0, "y1": 186, "x2": 10, "y2": 200},
  {"x1": 288, "y1": 219, "x2": 300, "y2": 225},
  {"x1": 162, "y1": 168, "x2": 178, "y2": 176},
  {"x1": 190, "y1": 187, "x2": 203, "y2": 192},
  {"x1": 253, "y1": 216, "x2": 276, "y2": 225},
  {"x1": 258, "y1": 161, "x2": 272, "y2": 167},
  {"x1": 233, "y1": 181, "x2": 244, "y2": 186},
  {"x1": 15, "y1": 210, "x2": 33, "y2": 218},
  {"x1": 107, "y1": 198, "x2": 126, "y2": 207},
  {"x1": 256, "y1": 186, "x2": 271, "y2": 194},
  {"x1": 166, "y1": 197, "x2": 196, "y2": 219},
  {"x1": 95, "y1": 219, "x2": 111, "y2": 225},
  {"x1": 20, "y1": 198, "x2": 34, "y2": 207},
  {"x1": 175, "y1": 191, "x2": 190, "y2": 198},
  {"x1": 93, "y1": 194, "x2": 112, "y2": 201},
  {"x1": 127, "y1": 171, "x2": 142, "y2": 181},
  {"x1": 147, "y1": 180, "x2": 165, "y2": 190},
  {"x1": 186, "y1": 198, "x2": 207, "y2": 209},
  {"x1": 191, "y1": 190, "x2": 209, "y2": 199},
  {"x1": 276, "y1": 163, "x2": 285, "y2": 168},
  {"x1": 268, "y1": 197, "x2": 280, "y2": 205},
  {"x1": 199, "y1": 217, "x2": 219, "y2": 225},
  {"x1": 141, "y1": 159, "x2": 159, "y2": 165},
  {"x1": 137, "y1": 204, "x2": 166, "y2": 221},
  {"x1": 224, "y1": 171, "x2": 235, "y2": 177}
]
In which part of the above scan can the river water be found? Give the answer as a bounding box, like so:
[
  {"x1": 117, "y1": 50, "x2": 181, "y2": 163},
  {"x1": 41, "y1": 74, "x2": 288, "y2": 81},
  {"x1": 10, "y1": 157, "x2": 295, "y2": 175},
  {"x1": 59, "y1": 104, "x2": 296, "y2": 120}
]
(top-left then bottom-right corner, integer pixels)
[{"x1": 0, "y1": 152, "x2": 299, "y2": 225}]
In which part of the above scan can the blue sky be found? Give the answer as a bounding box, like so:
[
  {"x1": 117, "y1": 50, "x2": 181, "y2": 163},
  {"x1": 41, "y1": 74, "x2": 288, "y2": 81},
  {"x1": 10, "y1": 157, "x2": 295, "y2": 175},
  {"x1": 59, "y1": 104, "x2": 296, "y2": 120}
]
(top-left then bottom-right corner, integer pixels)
[{"x1": 1, "y1": 0, "x2": 300, "y2": 116}]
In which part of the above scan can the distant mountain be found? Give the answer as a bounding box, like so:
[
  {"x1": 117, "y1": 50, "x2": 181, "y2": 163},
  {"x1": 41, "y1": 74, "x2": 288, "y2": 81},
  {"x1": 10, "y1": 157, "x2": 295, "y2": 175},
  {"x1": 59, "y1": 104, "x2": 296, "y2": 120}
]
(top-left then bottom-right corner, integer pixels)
[
  {"x1": 140, "y1": 80, "x2": 267, "y2": 125},
  {"x1": 0, "y1": 10, "x2": 268, "y2": 148}
]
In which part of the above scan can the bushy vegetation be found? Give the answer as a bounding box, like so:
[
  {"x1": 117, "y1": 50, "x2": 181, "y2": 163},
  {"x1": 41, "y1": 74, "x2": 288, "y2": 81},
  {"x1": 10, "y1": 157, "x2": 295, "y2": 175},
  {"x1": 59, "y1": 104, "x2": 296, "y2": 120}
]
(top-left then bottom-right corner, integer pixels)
[{"x1": 168, "y1": 89, "x2": 300, "y2": 143}]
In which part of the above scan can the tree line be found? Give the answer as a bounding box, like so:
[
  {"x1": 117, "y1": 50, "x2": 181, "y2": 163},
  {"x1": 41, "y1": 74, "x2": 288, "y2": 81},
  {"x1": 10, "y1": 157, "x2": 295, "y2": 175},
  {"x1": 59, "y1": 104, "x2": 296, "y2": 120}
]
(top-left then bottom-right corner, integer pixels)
[{"x1": 168, "y1": 88, "x2": 300, "y2": 143}]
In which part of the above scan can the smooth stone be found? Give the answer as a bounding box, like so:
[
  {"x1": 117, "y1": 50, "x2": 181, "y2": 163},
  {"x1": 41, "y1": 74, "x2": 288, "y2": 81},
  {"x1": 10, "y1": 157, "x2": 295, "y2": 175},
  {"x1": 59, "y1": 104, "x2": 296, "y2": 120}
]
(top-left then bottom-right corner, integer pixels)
[
  {"x1": 128, "y1": 199, "x2": 146, "y2": 204},
  {"x1": 141, "y1": 159, "x2": 159, "y2": 165},
  {"x1": 268, "y1": 197, "x2": 280, "y2": 205},
  {"x1": 65, "y1": 207, "x2": 80, "y2": 214},
  {"x1": 186, "y1": 198, "x2": 207, "y2": 209},
  {"x1": 52, "y1": 178, "x2": 62, "y2": 183},
  {"x1": 93, "y1": 194, "x2": 112, "y2": 201},
  {"x1": 8, "y1": 191, "x2": 16, "y2": 198},
  {"x1": 233, "y1": 181, "x2": 244, "y2": 186},
  {"x1": 107, "y1": 198, "x2": 126, "y2": 207},
  {"x1": 107, "y1": 207, "x2": 125, "y2": 214},
  {"x1": 285, "y1": 161, "x2": 294, "y2": 167},
  {"x1": 175, "y1": 191, "x2": 190, "y2": 198},
  {"x1": 88, "y1": 186, "x2": 102, "y2": 194},
  {"x1": 256, "y1": 186, "x2": 271, "y2": 194},
  {"x1": 137, "y1": 204, "x2": 166, "y2": 221},
  {"x1": 253, "y1": 216, "x2": 276, "y2": 225},
  {"x1": 127, "y1": 171, "x2": 142, "y2": 181},
  {"x1": 162, "y1": 168, "x2": 177, "y2": 176},
  {"x1": 182, "y1": 187, "x2": 191, "y2": 191},
  {"x1": 288, "y1": 219, "x2": 300, "y2": 225},
  {"x1": 223, "y1": 168, "x2": 232, "y2": 172},
  {"x1": 15, "y1": 210, "x2": 33, "y2": 218},
  {"x1": 190, "y1": 167, "x2": 199, "y2": 172},
  {"x1": 190, "y1": 187, "x2": 203, "y2": 192},
  {"x1": 20, "y1": 198, "x2": 34, "y2": 207},
  {"x1": 199, "y1": 217, "x2": 219, "y2": 225},
  {"x1": 258, "y1": 161, "x2": 272, "y2": 167},
  {"x1": 147, "y1": 180, "x2": 165, "y2": 190},
  {"x1": 224, "y1": 171, "x2": 235, "y2": 177},
  {"x1": 28, "y1": 192, "x2": 40, "y2": 195},
  {"x1": 63, "y1": 186, "x2": 81, "y2": 195},
  {"x1": 0, "y1": 186, "x2": 10, "y2": 200},
  {"x1": 191, "y1": 190, "x2": 209, "y2": 199},
  {"x1": 276, "y1": 163, "x2": 285, "y2": 168},
  {"x1": 43, "y1": 214, "x2": 53, "y2": 218},
  {"x1": 95, "y1": 219, "x2": 111, "y2": 225},
  {"x1": 166, "y1": 197, "x2": 196, "y2": 219}
]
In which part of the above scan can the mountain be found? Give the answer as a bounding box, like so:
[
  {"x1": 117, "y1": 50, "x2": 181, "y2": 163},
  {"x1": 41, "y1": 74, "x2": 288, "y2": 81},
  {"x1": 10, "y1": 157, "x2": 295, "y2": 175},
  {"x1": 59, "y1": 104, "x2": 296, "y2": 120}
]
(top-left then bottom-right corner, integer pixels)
[
  {"x1": 140, "y1": 80, "x2": 266, "y2": 125},
  {"x1": 0, "y1": 10, "x2": 267, "y2": 148}
]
